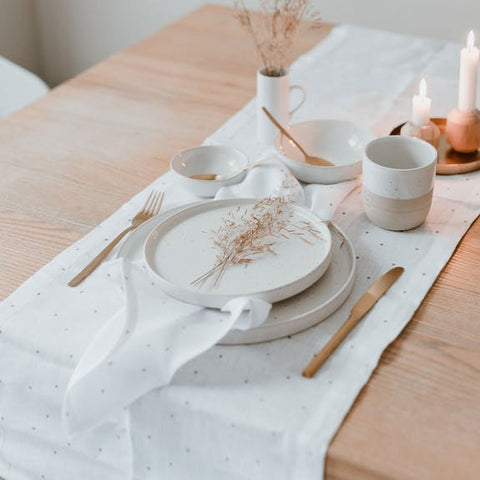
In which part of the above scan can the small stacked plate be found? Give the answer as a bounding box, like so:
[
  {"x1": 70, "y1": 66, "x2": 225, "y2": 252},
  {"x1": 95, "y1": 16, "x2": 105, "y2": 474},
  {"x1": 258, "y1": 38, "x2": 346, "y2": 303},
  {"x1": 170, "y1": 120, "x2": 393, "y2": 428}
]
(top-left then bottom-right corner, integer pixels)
[{"x1": 118, "y1": 199, "x2": 356, "y2": 345}]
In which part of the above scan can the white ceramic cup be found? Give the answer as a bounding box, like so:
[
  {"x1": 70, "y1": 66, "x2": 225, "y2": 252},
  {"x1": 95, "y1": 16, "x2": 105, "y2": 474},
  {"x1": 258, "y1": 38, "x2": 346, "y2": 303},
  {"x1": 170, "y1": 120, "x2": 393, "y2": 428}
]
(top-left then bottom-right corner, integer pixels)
[
  {"x1": 256, "y1": 69, "x2": 305, "y2": 146},
  {"x1": 363, "y1": 136, "x2": 437, "y2": 231}
]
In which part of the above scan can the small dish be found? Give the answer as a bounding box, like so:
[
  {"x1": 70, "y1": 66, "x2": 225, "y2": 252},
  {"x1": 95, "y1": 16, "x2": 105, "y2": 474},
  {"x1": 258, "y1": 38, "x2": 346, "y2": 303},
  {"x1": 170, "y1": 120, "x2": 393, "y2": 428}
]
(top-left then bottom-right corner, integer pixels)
[
  {"x1": 170, "y1": 145, "x2": 248, "y2": 197},
  {"x1": 275, "y1": 120, "x2": 375, "y2": 184}
]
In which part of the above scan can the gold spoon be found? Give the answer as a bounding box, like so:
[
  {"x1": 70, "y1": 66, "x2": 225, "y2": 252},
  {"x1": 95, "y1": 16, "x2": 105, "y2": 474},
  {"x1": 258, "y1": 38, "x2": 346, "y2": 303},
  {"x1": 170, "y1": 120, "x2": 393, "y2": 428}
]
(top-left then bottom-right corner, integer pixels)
[
  {"x1": 191, "y1": 158, "x2": 268, "y2": 181},
  {"x1": 262, "y1": 106, "x2": 333, "y2": 167}
]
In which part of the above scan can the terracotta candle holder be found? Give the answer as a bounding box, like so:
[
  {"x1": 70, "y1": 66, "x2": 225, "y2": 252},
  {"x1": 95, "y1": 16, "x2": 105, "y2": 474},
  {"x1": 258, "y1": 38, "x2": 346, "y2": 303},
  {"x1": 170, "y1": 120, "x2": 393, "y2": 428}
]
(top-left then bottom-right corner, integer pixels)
[
  {"x1": 446, "y1": 108, "x2": 480, "y2": 153},
  {"x1": 400, "y1": 120, "x2": 441, "y2": 149}
]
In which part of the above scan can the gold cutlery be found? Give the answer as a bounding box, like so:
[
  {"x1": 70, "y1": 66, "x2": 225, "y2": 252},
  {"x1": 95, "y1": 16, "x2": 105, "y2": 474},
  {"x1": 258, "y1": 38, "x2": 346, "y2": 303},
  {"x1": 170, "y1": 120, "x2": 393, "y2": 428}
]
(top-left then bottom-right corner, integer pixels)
[
  {"x1": 68, "y1": 190, "x2": 164, "y2": 287},
  {"x1": 191, "y1": 158, "x2": 268, "y2": 180},
  {"x1": 302, "y1": 266, "x2": 405, "y2": 378},
  {"x1": 262, "y1": 106, "x2": 334, "y2": 167}
]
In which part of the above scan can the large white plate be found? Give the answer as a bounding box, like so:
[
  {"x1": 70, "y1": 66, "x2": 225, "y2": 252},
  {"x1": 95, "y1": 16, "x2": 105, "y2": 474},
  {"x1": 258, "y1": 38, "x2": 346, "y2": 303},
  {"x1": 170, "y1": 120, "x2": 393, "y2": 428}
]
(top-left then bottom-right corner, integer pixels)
[
  {"x1": 143, "y1": 199, "x2": 332, "y2": 308},
  {"x1": 117, "y1": 204, "x2": 356, "y2": 345}
]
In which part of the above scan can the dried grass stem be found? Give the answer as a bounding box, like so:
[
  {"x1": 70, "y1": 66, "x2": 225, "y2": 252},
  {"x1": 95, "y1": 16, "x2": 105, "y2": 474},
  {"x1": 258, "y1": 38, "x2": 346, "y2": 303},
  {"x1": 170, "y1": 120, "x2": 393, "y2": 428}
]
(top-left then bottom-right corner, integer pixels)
[
  {"x1": 234, "y1": 0, "x2": 321, "y2": 76},
  {"x1": 192, "y1": 197, "x2": 323, "y2": 288}
]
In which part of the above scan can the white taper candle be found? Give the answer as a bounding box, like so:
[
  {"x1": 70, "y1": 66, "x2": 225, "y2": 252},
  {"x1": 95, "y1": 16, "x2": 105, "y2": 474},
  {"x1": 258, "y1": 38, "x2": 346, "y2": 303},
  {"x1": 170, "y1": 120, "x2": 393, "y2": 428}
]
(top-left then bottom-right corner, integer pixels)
[
  {"x1": 412, "y1": 78, "x2": 431, "y2": 127},
  {"x1": 458, "y1": 31, "x2": 479, "y2": 113}
]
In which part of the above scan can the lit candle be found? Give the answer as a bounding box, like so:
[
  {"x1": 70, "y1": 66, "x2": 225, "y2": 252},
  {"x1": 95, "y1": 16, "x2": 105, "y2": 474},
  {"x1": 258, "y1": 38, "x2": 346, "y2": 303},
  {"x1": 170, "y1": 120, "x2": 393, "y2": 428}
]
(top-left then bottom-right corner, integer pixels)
[
  {"x1": 412, "y1": 78, "x2": 431, "y2": 127},
  {"x1": 458, "y1": 30, "x2": 479, "y2": 113}
]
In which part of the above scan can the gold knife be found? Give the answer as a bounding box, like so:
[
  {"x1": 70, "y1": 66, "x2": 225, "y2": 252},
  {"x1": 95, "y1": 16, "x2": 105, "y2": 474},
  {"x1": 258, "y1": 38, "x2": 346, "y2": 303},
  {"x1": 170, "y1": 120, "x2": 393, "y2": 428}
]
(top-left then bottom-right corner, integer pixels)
[{"x1": 302, "y1": 266, "x2": 405, "y2": 378}]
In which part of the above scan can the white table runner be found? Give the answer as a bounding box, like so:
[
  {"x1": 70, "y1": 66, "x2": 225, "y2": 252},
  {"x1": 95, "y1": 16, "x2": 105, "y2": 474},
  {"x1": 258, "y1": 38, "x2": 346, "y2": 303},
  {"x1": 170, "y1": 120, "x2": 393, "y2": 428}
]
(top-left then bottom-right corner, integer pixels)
[{"x1": 0, "y1": 25, "x2": 479, "y2": 480}]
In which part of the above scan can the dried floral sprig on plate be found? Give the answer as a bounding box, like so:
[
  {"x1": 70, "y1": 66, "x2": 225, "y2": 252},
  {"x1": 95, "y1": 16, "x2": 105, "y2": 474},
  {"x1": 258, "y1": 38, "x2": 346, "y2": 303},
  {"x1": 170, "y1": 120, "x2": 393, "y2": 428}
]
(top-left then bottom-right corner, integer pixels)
[
  {"x1": 191, "y1": 196, "x2": 323, "y2": 288},
  {"x1": 234, "y1": 0, "x2": 321, "y2": 77}
]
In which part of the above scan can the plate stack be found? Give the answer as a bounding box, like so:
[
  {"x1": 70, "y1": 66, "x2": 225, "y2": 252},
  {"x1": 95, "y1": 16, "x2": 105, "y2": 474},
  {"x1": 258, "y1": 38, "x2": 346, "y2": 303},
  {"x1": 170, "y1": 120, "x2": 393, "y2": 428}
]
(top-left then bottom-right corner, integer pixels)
[{"x1": 118, "y1": 199, "x2": 356, "y2": 345}]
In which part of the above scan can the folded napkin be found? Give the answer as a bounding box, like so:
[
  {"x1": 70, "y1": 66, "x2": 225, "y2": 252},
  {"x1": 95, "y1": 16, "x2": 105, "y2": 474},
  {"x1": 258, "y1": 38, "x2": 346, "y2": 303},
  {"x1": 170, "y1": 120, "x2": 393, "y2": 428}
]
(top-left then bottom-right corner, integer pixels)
[{"x1": 64, "y1": 158, "x2": 360, "y2": 434}]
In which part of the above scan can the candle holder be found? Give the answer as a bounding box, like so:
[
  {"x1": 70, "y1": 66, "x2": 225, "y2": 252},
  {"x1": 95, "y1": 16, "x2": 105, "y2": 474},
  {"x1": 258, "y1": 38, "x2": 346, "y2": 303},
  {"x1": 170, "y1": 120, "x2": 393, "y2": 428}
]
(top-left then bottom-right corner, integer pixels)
[
  {"x1": 390, "y1": 118, "x2": 480, "y2": 175},
  {"x1": 445, "y1": 108, "x2": 480, "y2": 153},
  {"x1": 400, "y1": 121, "x2": 441, "y2": 149}
]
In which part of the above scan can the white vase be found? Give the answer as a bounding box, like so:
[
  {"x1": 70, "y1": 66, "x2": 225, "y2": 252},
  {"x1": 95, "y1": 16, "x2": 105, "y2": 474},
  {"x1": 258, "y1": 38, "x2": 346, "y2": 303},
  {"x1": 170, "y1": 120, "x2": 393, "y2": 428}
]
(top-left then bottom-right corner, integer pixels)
[{"x1": 256, "y1": 69, "x2": 305, "y2": 146}]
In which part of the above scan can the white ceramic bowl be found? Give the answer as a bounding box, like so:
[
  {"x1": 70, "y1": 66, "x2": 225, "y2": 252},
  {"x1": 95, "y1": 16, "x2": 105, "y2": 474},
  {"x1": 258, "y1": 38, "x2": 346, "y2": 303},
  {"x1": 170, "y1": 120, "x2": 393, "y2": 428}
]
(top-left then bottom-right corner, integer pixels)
[
  {"x1": 275, "y1": 120, "x2": 375, "y2": 184},
  {"x1": 170, "y1": 145, "x2": 249, "y2": 197}
]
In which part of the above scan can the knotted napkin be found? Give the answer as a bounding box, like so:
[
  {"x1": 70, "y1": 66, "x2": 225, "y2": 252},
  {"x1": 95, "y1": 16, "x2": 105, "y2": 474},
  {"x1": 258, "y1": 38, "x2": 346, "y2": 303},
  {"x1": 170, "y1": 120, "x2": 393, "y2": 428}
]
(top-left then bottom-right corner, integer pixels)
[{"x1": 63, "y1": 158, "x2": 359, "y2": 434}]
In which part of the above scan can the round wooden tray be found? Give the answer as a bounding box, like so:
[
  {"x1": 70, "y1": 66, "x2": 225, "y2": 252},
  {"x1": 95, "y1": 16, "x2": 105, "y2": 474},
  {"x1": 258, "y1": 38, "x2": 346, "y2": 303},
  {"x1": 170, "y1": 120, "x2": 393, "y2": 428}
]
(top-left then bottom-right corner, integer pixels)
[{"x1": 390, "y1": 118, "x2": 480, "y2": 175}]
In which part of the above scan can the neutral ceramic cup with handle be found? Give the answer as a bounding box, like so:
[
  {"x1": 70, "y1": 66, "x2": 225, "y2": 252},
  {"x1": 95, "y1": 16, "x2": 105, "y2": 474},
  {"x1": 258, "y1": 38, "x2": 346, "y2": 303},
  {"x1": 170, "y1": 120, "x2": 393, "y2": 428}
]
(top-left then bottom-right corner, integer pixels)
[
  {"x1": 363, "y1": 136, "x2": 437, "y2": 231},
  {"x1": 257, "y1": 68, "x2": 305, "y2": 146}
]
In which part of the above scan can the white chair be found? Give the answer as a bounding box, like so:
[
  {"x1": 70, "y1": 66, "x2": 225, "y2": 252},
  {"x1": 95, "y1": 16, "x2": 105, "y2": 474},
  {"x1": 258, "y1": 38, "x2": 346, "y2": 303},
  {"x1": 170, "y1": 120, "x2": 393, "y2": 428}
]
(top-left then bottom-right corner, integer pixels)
[{"x1": 0, "y1": 56, "x2": 49, "y2": 119}]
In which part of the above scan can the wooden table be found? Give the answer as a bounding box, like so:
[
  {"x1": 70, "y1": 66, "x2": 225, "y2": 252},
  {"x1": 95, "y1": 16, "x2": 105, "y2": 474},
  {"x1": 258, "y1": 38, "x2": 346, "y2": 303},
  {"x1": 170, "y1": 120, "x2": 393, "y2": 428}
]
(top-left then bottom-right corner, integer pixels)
[{"x1": 1, "y1": 5, "x2": 479, "y2": 479}]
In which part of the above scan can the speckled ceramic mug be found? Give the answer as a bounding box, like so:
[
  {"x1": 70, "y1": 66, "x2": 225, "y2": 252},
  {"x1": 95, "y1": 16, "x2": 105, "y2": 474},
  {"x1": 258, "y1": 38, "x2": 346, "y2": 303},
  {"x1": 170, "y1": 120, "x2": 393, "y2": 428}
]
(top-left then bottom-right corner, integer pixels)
[{"x1": 363, "y1": 136, "x2": 437, "y2": 231}]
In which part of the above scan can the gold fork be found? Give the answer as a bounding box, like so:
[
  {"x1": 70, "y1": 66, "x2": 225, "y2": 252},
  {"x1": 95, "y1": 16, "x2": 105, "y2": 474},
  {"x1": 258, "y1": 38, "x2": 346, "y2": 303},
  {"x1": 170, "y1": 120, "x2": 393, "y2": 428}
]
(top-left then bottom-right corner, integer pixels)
[{"x1": 68, "y1": 190, "x2": 164, "y2": 287}]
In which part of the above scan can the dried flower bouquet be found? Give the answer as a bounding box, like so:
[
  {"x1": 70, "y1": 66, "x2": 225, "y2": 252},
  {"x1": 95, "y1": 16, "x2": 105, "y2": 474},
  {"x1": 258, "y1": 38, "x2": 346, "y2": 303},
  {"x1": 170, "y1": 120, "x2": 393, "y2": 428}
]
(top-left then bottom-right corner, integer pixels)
[{"x1": 234, "y1": 0, "x2": 321, "y2": 77}]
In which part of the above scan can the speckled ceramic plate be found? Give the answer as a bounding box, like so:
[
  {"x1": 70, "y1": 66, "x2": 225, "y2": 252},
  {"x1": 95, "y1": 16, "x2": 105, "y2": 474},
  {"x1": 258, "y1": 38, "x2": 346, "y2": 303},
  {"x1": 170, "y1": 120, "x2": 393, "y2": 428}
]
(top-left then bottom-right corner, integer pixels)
[
  {"x1": 117, "y1": 204, "x2": 356, "y2": 345},
  {"x1": 143, "y1": 199, "x2": 332, "y2": 309}
]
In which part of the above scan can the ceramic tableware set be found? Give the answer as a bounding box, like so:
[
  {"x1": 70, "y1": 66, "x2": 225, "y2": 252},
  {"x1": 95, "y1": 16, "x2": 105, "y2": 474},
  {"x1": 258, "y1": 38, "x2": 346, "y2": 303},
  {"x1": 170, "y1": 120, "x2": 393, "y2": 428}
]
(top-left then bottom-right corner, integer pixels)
[
  {"x1": 115, "y1": 196, "x2": 356, "y2": 345},
  {"x1": 169, "y1": 91, "x2": 448, "y2": 231},
  {"x1": 159, "y1": 68, "x2": 472, "y2": 348},
  {"x1": 70, "y1": 42, "x2": 479, "y2": 359}
]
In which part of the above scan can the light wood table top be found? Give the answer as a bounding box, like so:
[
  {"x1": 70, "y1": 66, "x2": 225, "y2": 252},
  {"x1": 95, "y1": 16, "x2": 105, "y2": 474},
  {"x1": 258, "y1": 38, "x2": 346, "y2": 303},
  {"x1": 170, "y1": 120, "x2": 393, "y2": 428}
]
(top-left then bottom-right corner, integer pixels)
[{"x1": 1, "y1": 5, "x2": 479, "y2": 479}]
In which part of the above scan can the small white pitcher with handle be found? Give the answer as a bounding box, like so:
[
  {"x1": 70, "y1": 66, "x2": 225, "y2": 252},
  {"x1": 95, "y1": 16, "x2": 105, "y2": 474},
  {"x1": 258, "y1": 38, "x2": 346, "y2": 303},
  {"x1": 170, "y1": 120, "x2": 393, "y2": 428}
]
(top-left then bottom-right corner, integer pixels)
[{"x1": 256, "y1": 68, "x2": 305, "y2": 146}]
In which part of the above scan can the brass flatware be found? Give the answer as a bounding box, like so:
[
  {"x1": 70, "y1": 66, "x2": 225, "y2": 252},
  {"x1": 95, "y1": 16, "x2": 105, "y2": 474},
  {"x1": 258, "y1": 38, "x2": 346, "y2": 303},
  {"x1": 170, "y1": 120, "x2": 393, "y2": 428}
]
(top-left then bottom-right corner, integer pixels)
[
  {"x1": 302, "y1": 266, "x2": 404, "y2": 378},
  {"x1": 191, "y1": 158, "x2": 268, "y2": 180},
  {"x1": 68, "y1": 190, "x2": 164, "y2": 287},
  {"x1": 262, "y1": 106, "x2": 334, "y2": 167}
]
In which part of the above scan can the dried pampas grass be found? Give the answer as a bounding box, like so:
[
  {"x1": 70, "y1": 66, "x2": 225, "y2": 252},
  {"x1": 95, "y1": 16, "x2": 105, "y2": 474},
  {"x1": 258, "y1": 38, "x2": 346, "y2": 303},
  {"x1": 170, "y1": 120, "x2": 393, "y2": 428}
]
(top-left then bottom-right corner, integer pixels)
[
  {"x1": 192, "y1": 196, "x2": 323, "y2": 288},
  {"x1": 234, "y1": 0, "x2": 321, "y2": 77}
]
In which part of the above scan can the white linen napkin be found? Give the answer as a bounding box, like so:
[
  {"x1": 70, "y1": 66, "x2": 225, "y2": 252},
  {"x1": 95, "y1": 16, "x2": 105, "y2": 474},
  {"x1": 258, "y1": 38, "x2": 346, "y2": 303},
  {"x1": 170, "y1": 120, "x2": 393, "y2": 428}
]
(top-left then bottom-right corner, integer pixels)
[
  {"x1": 63, "y1": 158, "x2": 360, "y2": 435},
  {"x1": 63, "y1": 260, "x2": 271, "y2": 434}
]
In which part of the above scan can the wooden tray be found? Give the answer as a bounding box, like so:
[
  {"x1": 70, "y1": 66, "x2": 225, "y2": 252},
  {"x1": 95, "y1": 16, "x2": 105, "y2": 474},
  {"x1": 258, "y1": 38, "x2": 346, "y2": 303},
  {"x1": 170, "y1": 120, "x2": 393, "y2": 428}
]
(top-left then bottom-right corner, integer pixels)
[{"x1": 390, "y1": 118, "x2": 480, "y2": 175}]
